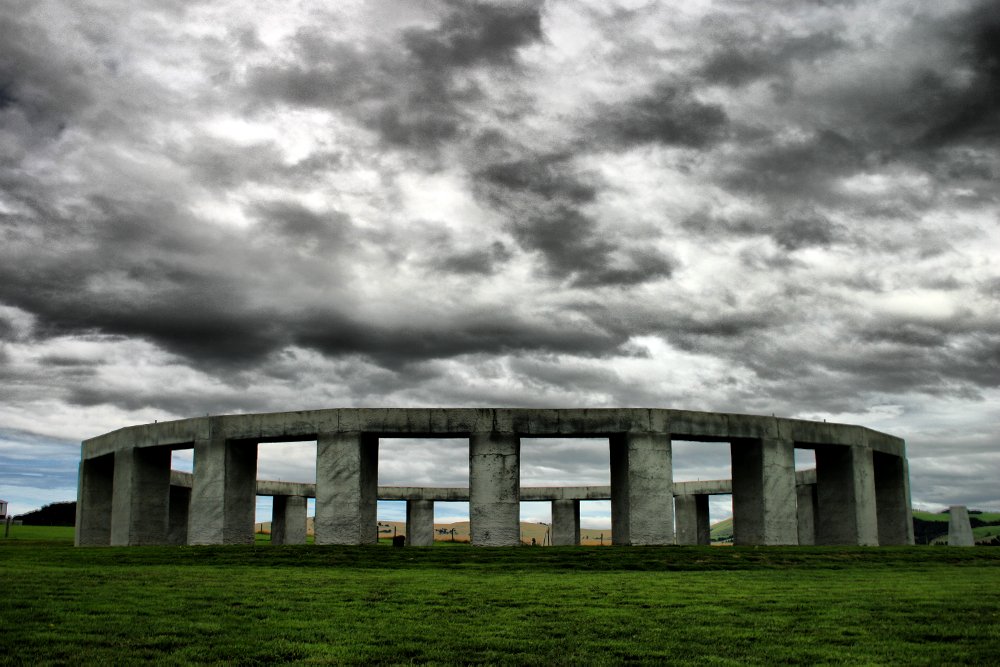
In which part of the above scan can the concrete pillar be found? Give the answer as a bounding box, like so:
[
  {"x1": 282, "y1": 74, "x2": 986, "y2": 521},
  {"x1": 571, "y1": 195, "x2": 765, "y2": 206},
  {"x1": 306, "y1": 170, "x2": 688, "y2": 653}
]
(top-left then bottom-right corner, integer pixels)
[
  {"x1": 469, "y1": 432, "x2": 520, "y2": 546},
  {"x1": 110, "y1": 446, "x2": 171, "y2": 546},
  {"x1": 75, "y1": 454, "x2": 114, "y2": 546},
  {"x1": 796, "y1": 483, "x2": 818, "y2": 546},
  {"x1": 406, "y1": 499, "x2": 435, "y2": 547},
  {"x1": 315, "y1": 432, "x2": 378, "y2": 545},
  {"x1": 168, "y1": 485, "x2": 191, "y2": 546},
  {"x1": 551, "y1": 499, "x2": 580, "y2": 546},
  {"x1": 674, "y1": 494, "x2": 710, "y2": 545},
  {"x1": 815, "y1": 445, "x2": 879, "y2": 545},
  {"x1": 874, "y1": 452, "x2": 915, "y2": 545},
  {"x1": 271, "y1": 495, "x2": 308, "y2": 545},
  {"x1": 610, "y1": 432, "x2": 673, "y2": 546},
  {"x1": 188, "y1": 435, "x2": 258, "y2": 545},
  {"x1": 948, "y1": 505, "x2": 975, "y2": 547},
  {"x1": 731, "y1": 438, "x2": 798, "y2": 545}
]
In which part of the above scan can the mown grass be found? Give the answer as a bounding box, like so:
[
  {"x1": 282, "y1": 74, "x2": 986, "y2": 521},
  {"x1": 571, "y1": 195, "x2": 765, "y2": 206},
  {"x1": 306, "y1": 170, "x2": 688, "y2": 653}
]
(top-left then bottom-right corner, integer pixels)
[
  {"x1": 2, "y1": 535, "x2": 999, "y2": 665},
  {"x1": 1, "y1": 524, "x2": 75, "y2": 542}
]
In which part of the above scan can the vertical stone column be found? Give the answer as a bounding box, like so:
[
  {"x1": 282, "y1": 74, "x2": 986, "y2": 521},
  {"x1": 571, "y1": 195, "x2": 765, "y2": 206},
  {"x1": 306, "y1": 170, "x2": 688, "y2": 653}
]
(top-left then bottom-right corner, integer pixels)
[
  {"x1": 731, "y1": 438, "x2": 798, "y2": 545},
  {"x1": 796, "y1": 483, "x2": 818, "y2": 546},
  {"x1": 948, "y1": 505, "x2": 975, "y2": 547},
  {"x1": 674, "y1": 494, "x2": 710, "y2": 545},
  {"x1": 188, "y1": 434, "x2": 258, "y2": 545},
  {"x1": 873, "y1": 452, "x2": 915, "y2": 545},
  {"x1": 168, "y1": 484, "x2": 191, "y2": 546},
  {"x1": 551, "y1": 499, "x2": 580, "y2": 546},
  {"x1": 815, "y1": 445, "x2": 879, "y2": 545},
  {"x1": 610, "y1": 432, "x2": 673, "y2": 546},
  {"x1": 469, "y1": 432, "x2": 520, "y2": 546},
  {"x1": 406, "y1": 499, "x2": 435, "y2": 546},
  {"x1": 315, "y1": 432, "x2": 378, "y2": 545},
  {"x1": 110, "y1": 446, "x2": 172, "y2": 546},
  {"x1": 271, "y1": 495, "x2": 308, "y2": 545},
  {"x1": 75, "y1": 454, "x2": 114, "y2": 546}
]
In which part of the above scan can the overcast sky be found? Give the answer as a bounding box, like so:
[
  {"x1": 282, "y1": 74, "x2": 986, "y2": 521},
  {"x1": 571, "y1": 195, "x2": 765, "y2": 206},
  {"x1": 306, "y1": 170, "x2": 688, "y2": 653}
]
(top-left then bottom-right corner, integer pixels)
[{"x1": 1, "y1": 0, "x2": 998, "y2": 525}]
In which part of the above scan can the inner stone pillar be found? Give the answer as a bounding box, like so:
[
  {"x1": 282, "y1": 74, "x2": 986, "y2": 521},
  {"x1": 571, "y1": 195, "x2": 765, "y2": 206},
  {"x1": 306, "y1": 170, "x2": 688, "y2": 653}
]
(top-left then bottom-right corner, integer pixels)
[
  {"x1": 469, "y1": 432, "x2": 520, "y2": 546},
  {"x1": 315, "y1": 432, "x2": 378, "y2": 545},
  {"x1": 406, "y1": 499, "x2": 435, "y2": 547},
  {"x1": 271, "y1": 495, "x2": 308, "y2": 545},
  {"x1": 168, "y1": 484, "x2": 191, "y2": 546},
  {"x1": 815, "y1": 445, "x2": 878, "y2": 546},
  {"x1": 75, "y1": 454, "x2": 115, "y2": 546},
  {"x1": 551, "y1": 499, "x2": 580, "y2": 546},
  {"x1": 110, "y1": 446, "x2": 171, "y2": 546},
  {"x1": 610, "y1": 432, "x2": 673, "y2": 546},
  {"x1": 873, "y1": 452, "x2": 915, "y2": 545},
  {"x1": 731, "y1": 438, "x2": 798, "y2": 545},
  {"x1": 674, "y1": 494, "x2": 710, "y2": 545},
  {"x1": 189, "y1": 434, "x2": 258, "y2": 545},
  {"x1": 796, "y1": 483, "x2": 818, "y2": 546}
]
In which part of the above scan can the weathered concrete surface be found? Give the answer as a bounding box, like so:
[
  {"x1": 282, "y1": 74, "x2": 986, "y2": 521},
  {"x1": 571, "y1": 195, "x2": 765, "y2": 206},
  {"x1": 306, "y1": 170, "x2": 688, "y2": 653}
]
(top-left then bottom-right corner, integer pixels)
[
  {"x1": 166, "y1": 475, "x2": 778, "y2": 501},
  {"x1": 610, "y1": 432, "x2": 673, "y2": 546},
  {"x1": 469, "y1": 432, "x2": 520, "y2": 546},
  {"x1": 948, "y1": 505, "x2": 975, "y2": 547},
  {"x1": 406, "y1": 499, "x2": 435, "y2": 546},
  {"x1": 188, "y1": 435, "x2": 257, "y2": 545},
  {"x1": 674, "y1": 494, "x2": 710, "y2": 545},
  {"x1": 816, "y1": 445, "x2": 878, "y2": 545},
  {"x1": 75, "y1": 454, "x2": 114, "y2": 546},
  {"x1": 732, "y1": 438, "x2": 798, "y2": 545},
  {"x1": 796, "y1": 483, "x2": 818, "y2": 546},
  {"x1": 874, "y1": 452, "x2": 915, "y2": 545},
  {"x1": 315, "y1": 432, "x2": 378, "y2": 545},
  {"x1": 110, "y1": 446, "x2": 171, "y2": 546},
  {"x1": 77, "y1": 405, "x2": 906, "y2": 550},
  {"x1": 168, "y1": 485, "x2": 191, "y2": 546},
  {"x1": 271, "y1": 495, "x2": 308, "y2": 545},
  {"x1": 551, "y1": 499, "x2": 580, "y2": 546},
  {"x1": 82, "y1": 409, "x2": 904, "y2": 460}
]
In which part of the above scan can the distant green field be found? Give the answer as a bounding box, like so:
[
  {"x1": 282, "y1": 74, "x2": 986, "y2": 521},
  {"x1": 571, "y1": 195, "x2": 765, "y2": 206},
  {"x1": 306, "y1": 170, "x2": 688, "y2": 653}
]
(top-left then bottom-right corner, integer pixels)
[
  {"x1": 2, "y1": 538, "x2": 999, "y2": 664},
  {"x1": 913, "y1": 510, "x2": 1000, "y2": 523}
]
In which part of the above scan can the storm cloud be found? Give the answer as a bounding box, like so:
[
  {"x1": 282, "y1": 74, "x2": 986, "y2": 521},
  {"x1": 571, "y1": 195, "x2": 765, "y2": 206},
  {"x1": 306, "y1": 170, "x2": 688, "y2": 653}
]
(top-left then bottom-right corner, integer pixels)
[{"x1": 0, "y1": 0, "x2": 998, "y2": 518}]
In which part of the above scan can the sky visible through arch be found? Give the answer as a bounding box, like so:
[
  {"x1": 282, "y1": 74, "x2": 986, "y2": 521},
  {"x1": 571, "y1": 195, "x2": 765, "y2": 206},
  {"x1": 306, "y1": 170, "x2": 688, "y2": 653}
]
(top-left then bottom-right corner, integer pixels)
[{"x1": 1, "y1": 0, "x2": 998, "y2": 522}]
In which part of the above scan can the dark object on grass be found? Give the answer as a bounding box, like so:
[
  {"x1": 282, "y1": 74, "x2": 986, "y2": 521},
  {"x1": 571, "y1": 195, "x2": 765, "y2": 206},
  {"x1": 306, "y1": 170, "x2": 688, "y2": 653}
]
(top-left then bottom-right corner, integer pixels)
[{"x1": 393, "y1": 535, "x2": 406, "y2": 548}]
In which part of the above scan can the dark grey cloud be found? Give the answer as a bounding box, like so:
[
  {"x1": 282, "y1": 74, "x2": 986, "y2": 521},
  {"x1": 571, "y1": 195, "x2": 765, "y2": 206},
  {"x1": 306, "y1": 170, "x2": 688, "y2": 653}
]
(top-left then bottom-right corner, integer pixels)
[
  {"x1": 468, "y1": 144, "x2": 675, "y2": 287},
  {"x1": 2, "y1": 0, "x2": 999, "y2": 516},
  {"x1": 248, "y1": 1, "x2": 543, "y2": 152},
  {"x1": 697, "y1": 30, "x2": 846, "y2": 88},
  {"x1": 251, "y1": 200, "x2": 354, "y2": 254},
  {"x1": 592, "y1": 82, "x2": 729, "y2": 148},
  {"x1": 476, "y1": 154, "x2": 598, "y2": 203},
  {"x1": 916, "y1": 2, "x2": 1000, "y2": 148},
  {"x1": 0, "y1": 15, "x2": 93, "y2": 140},
  {"x1": 434, "y1": 241, "x2": 512, "y2": 275},
  {"x1": 723, "y1": 129, "x2": 863, "y2": 201},
  {"x1": 291, "y1": 307, "x2": 629, "y2": 369},
  {"x1": 512, "y1": 206, "x2": 675, "y2": 287},
  {"x1": 402, "y1": 0, "x2": 542, "y2": 69},
  {"x1": 683, "y1": 208, "x2": 844, "y2": 252}
]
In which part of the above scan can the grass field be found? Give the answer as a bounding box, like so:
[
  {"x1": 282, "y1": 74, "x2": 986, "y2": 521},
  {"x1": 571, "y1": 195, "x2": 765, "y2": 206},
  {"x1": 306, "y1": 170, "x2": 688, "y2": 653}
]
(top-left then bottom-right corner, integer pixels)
[{"x1": 2, "y1": 529, "x2": 1000, "y2": 665}]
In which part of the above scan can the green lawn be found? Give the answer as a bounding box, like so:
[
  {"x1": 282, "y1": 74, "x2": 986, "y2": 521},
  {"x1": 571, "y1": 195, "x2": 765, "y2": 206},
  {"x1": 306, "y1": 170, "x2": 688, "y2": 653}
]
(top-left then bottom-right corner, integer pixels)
[{"x1": 2, "y1": 537, "x2": 999, "y2": 665}]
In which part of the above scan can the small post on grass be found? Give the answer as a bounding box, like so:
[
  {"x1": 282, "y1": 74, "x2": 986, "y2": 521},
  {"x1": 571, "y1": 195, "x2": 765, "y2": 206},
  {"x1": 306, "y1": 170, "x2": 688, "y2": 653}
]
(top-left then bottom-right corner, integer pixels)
[{"x1": 4, "y1": 515, "x2": 10, "y2": 538}]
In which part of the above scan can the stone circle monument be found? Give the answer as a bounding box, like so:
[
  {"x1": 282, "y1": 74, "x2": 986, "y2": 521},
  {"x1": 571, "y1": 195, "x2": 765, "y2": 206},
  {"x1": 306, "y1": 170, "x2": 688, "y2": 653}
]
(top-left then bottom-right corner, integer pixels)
[{"x1": 75, "y1": 408, "x2": 914, "y2": 547}]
